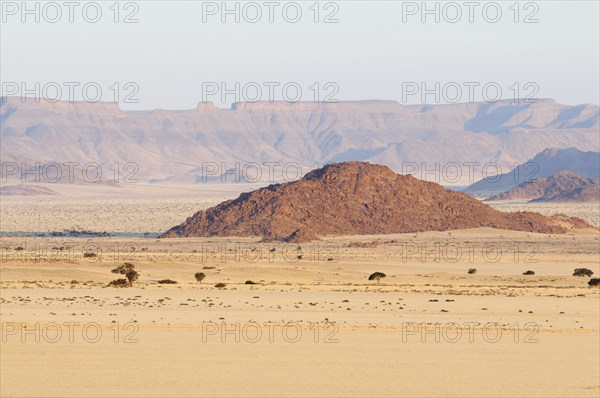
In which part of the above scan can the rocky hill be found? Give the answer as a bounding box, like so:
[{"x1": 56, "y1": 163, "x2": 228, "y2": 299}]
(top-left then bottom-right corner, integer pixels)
[
  {"x1": 464, "y1": 147, "x2": 600, "y2": 196},
  {"x1": 162, "y1": 162, "x2": 591, "y2": 240},
  {"x1": 486, "y1": 171, "x2": 600, "y2": 202}
]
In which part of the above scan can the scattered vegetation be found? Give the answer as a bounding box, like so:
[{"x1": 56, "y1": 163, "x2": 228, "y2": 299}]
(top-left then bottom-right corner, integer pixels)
[
  {"x1": 573, "y1": 268, "x2": 594, "y2": 277},
  {"x1": 368, "y1": 272, "x2": 387, "y2": 284},
  {"x1": 195, "y1": 272, "x2": 206, "y2": 282},
  {"x1": 467, "y1": 268, "x2": 477, "y2": 274},
  {"x1": 157, "y1": 279, "x2": 177, "y2": 284},
  {"x1": 110, "y1": 262, "x2": 139, "y2": 287},
  {"x1": 245, "y1": 280, "x2": 257, "y2": 285},
  {"x1": 214, "y1": 283, "x2": 226, "y2": 288},
  {"x1": 522, "y1": 270, "x2": 535, "y2": 276}
]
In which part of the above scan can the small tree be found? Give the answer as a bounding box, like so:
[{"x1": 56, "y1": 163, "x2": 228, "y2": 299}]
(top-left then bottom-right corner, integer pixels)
[
  {"x1": 467, "y1": 268, "x2": 477, "y2": 274},
  {"x1": 368, "y1": 272, "x2": 386, "y2": 284},
  {"x1": 111, "y1": 262, "x2": 139, "y2": 287},
  {"x1": 588, "y1": 278, "x2": 600, "y2": 287},
  {"x1": 195, "y1": 272, "x2": 206, "y2": 282},
  {"x1": 523, "y1": 270, "x2": 535, "y2": 276},
  {"x1": 573, "y1": 268, "x2": 594, "y2": 277}
]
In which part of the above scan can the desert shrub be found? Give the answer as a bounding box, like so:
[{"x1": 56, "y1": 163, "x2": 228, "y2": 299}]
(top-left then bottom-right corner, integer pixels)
[
  {"x1": 157, "y1": 279, "x2": 177, "y2": 284},
  {"x1": 15, "y1": 246, "x2": 24, "y2": 251},
  {"x1": 245, "y1": 280, "x2": 256, "y2": 285},
  {"x1": 203, "y1": 266, "x2": 216, "y2": 270},
  {"x1": 111, "y1": 263, "x2": 139, "y2": 287},
  {"x1": 214, "y1": 283, "x2": 226, "y2": 288},
  {"x1": 83, "y1": 252, "x2": 97, "y2": 258},
  {"x1": 588, "y1": 278, "x2": 600, "y2": 287},
  {"x1": 523, "y1": 270, "x2": 535, "y2": 275},
  {"x1": 467, "y1": 268, "x2": 477, "y2": 274},
  {"x1": 573, "y1": 268, "x2": 594, "y2": 277},
  {"x1": 108, "y1": 278, "x2": 129, "y2": 288},
  {"x1": 195, "y1": 272, "x2": 206, "y2": 282},
  {"x1": 368, "y1": 272, "x2": 386, "y2": 284}
]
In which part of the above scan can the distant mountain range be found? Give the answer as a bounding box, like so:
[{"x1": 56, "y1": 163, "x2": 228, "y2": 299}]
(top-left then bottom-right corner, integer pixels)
[
  {"x1": 1, "y1": 97, "x2": 598, "y2": 185},
  {"x1": 485, "y1": 171, "x2": 599, "y2": 203},
  {"x1": 0, "y1": 185, "x2": 59, "y2": 196},
  {"x1": 464, "y1": 147, "x2": 600, "y2": 196}
]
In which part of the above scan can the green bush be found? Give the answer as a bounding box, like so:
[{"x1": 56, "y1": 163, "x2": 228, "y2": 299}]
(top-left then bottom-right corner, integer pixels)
[
  {"x1": 573, "y1": 268, "x2": 594, "y2": 277},
  {"x1": 523, "y1": 270, "x2": 535, "y2": 275}
]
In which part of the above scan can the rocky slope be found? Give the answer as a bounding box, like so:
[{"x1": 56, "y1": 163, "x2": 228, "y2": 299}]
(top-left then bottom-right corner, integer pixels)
[
  {"x1": 464, "y1": 147, "x2": 600, "y2": 196},
  {"x1": 162, "y1": 162, "x2": 592, "y2": 240},
  {"x1": 486, "y1": 171, "x2": 600, "y2": 202}
]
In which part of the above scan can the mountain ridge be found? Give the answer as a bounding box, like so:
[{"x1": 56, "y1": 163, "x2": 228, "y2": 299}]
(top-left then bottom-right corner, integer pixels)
[
  {"x1": 485, "y1": 171, "x2": 600, "y2": 202},
  {"x1": 2, "y1": 97, "x2": 598, "y2": 185},
  {"x1": 464, "y1": 147, "x2": 600, "y2": 196}
]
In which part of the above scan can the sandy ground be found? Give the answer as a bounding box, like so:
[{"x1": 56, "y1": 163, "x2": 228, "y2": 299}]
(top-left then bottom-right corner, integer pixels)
[
  {"x1": 1, "y1": 227, "x2": 599, "y2": 397},
  {"x1": 0, "y1": 184, "x2": 255, "y2": 233}
]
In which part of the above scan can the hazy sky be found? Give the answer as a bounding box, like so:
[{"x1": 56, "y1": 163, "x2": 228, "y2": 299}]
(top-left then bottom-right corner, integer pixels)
[{"x1": 1, "y1": 1, "x2": 599, "y2": 110}]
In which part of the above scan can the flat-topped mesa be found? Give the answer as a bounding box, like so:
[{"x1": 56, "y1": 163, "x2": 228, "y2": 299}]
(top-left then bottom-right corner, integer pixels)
[
  {"x1": 1, "y1": 96, "x2": 123, "y2": 115},
  {"x1": 161, "y1": 161, "x2": 594, "y2": 240},
  {"x1": 196, "y1": 102, "x2": 218, "y2": 111},
  {"x1": 230, "y1": 100, "x2": 402, "y2": 112}
]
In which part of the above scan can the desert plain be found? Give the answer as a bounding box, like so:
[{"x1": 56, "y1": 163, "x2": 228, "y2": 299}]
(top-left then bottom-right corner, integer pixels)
[{"x1": 0, "y1": 189, "x2": 599, "y2": 397}]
